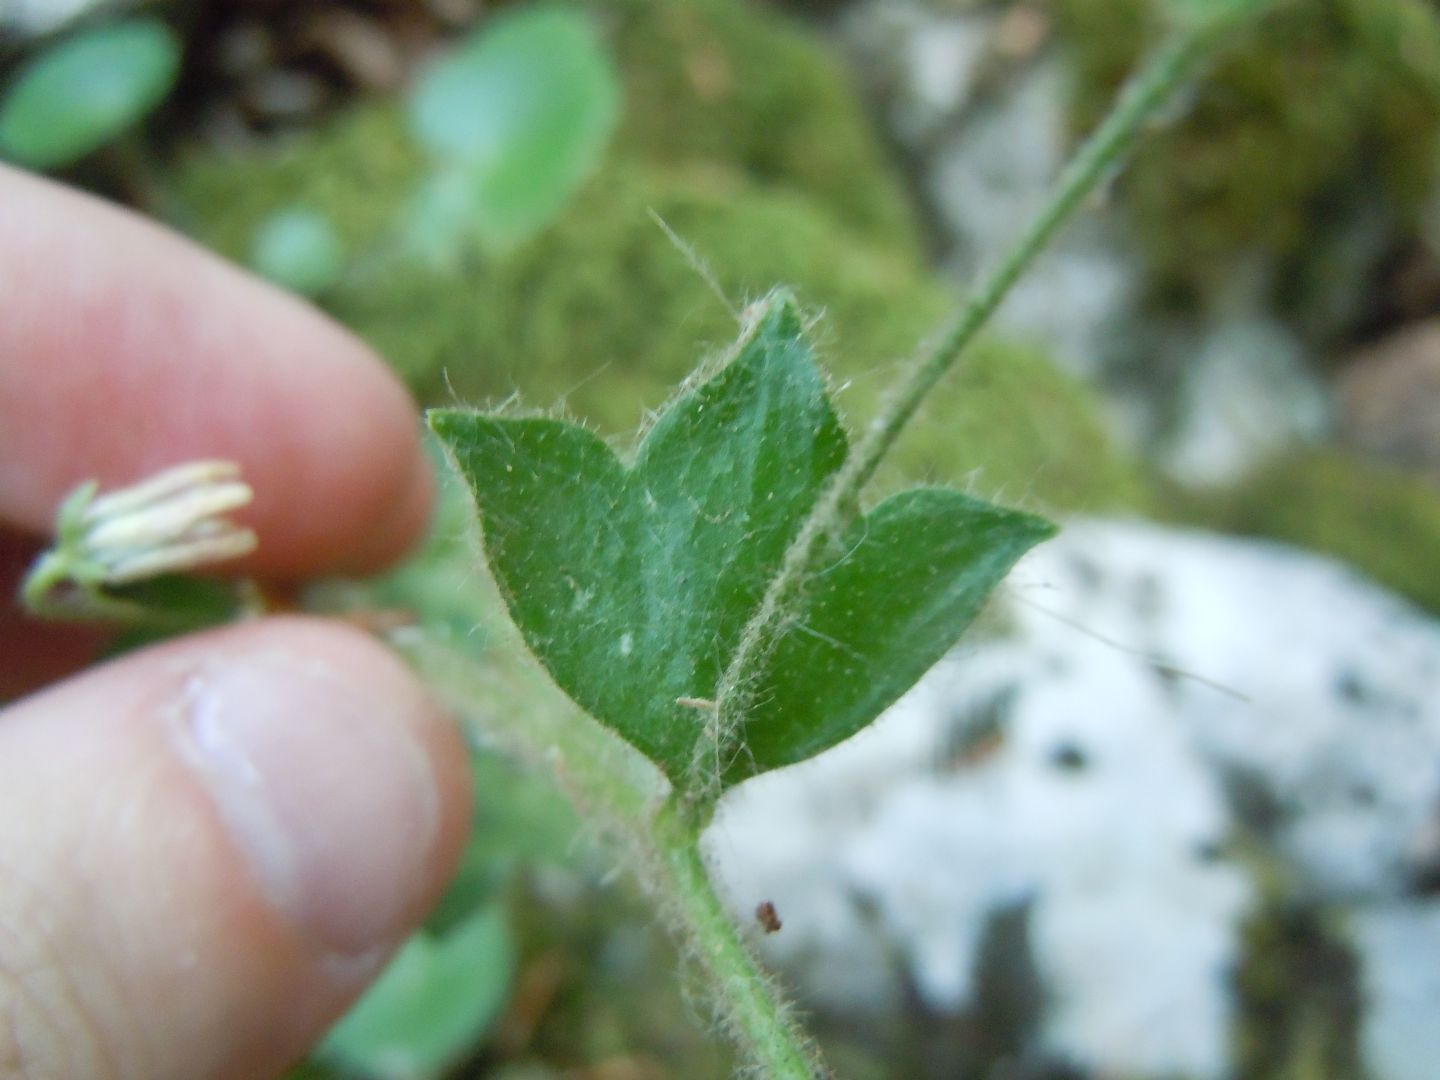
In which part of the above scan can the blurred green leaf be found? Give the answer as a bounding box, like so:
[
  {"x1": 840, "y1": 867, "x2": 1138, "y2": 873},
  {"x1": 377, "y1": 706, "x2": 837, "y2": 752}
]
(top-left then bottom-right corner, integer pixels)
[
  {"x1": 0, "y1": 18, "x2": 180, "y2": 169},
  {"x1": 321, "y1": 902, "x2": 515, "y2": 1080},
  {"x1": 251, "y1": 209, "x2": 345, "y2": 296},
  {"x1": 426, "y1": 749, "x2": 587, "y2": 936},
  {"x1": 407, "y1": 4, "x2": 620, "y2": 249},
  {"x1": 333, "y1": 439, "x2": 494, "y2": 653},
  {"x1": 400, "y1": 169, "x2": 477, "y2": 269}
]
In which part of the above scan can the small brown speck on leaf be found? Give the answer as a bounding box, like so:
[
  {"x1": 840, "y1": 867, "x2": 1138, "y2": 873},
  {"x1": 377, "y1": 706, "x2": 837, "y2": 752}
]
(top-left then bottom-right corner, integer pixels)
[{"x1": 756, "y1": 900, "x2": 782, "y2": 934}]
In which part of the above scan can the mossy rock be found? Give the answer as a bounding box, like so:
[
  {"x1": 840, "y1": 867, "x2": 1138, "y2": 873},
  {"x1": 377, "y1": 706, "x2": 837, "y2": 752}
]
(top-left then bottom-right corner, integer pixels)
[
  {"x1": 594, "y1": 0, "x2": 920, "y2": 249},
  {"x1": 1233, "y1": 899, "x2": 1367, "y2": 1080},
  {"x1": 172, "y1": 142, "x2": 1138, "y2": 512},
  {"x1": 1055, "y1": 0, "x2": 1440, "y2": 301},
  {"x1": 168, "y1": 0, "x2": 1141, "y2": 515},
  {"x1": 173, "y1": 0, "x2": 919, "y2": 258},
  {"x1": 1164, "y1": 450, "x2": 1440, "y2": 613},
  {"x1": 332, "y1": 157, "x2": 1141, "y2": 513},
  {"x1": 332, "y1": 160, "x2": 931, "y2": 411}
]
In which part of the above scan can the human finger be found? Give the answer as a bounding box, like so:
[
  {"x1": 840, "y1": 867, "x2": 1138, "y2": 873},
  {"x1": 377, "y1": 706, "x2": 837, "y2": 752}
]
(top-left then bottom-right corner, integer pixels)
[
  {"x1": 0, "y1": 162, "x2": 432, "y2": 581},
  {"x1": 0, "y1": 616, "x2": 472, "y2": 1080}
]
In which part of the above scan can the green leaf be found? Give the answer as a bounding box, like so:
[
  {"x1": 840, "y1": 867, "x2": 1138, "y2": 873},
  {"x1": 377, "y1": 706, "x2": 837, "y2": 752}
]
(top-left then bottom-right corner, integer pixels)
[
  {"x1": 399, "y1": 169, "x2": 477, "y2": 269},
  {"x1": 320, "y1": 902, "x2": 514, "y2": 1080},
  {"x1": 431, "y1": 291, "x2": 1053, "y2": 789},
  {"x1": 250, "y1": 209, "x2": 344, "y2": 296},
  {"x1": 432, "y1": 293, "x2": 844, "y2": 780},
  {"x1": 733, "y1": 488, "x2": 1055, "y2": 782},
  {"x1": 406, "y1": 4, "x2": 620, "y2": 250},
  {"x1": 0, "y1": 19, "x2": 180, "y2": 170}
]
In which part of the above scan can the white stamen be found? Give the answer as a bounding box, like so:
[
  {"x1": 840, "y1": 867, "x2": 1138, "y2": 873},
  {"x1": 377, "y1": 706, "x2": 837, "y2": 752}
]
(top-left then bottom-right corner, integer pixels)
[
  {"x1": 84, "y1": 460, "x2": 244, "y2": 521},
  {"x1": 84, "y1": 481, "x2": 254, "y2": 549},
  {"x1": 100, "y1": 530, "x2": 259, "y2": 584}
]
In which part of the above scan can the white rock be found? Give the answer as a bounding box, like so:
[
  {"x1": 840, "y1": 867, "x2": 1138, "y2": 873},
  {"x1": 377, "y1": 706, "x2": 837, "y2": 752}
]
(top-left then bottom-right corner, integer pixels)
[
  {"x1": 844, "y1": 0, "x2": 1142, "y2": 384},
  {"x1": 1159, "y1": 314, "x2": 1333, "y2": 487},
  {"x1": 1352, "y1": 902, "x2": 1440, "y2": 1080},
  {"x1": 708, "y1": 519, "x2": 1440, "y2": 1080},
  {"x1": 927, "y1": 59, "x2": 1066, "y2": 262},
  {"x1": 842, "y1": 2, "x2": 991, "y2": 143}
]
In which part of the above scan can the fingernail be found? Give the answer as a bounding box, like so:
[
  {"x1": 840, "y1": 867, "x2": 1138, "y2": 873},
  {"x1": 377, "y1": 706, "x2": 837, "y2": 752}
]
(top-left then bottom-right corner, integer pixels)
[{"x1": 175, "y1": 649, "x2": 441, "y2": 956}]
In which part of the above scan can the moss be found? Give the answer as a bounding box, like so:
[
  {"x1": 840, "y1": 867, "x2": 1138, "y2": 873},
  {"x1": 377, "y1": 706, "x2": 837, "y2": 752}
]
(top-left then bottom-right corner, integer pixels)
[
  {"x1": 594, "y1": 0, "x2": 921, "y2": 250},
  {"x1": 168, "y1": 102, "x2": 426, "y2": 258},
  {"x1": 1055, "y1": 0, "x2": 1440, "y2": 300},
  {"x1": 168, "y1": 0, "x2": 1142, "y2": 515},
  {"x1": 1233, "y1": 899, "x2": 1368, "y2": 1080},
  {"x1": 1162, "y1": 450, "x2": 1440, "y2": 613},
  {"x1": 333, "y1": 160, "x2": 933, "y2": 412},
  {"x1": 1053, "y1": 0, "x2": 1157, "y2": 127},
  {"x1": 324, "y1": 159, "x2": 1139, "y2": 513}
]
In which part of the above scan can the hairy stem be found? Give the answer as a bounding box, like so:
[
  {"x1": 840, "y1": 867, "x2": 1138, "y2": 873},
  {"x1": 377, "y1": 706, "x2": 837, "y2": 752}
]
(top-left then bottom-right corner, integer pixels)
[
  {"x1": 699, "y1": 0, "x2": 1269, "y2": 806},
  {"x1": 397, "y1": 632, "x2": 826, "y2": 1077},
  {"x1": 650, "y1": 798, "x2": 826, "y2": 1079}
]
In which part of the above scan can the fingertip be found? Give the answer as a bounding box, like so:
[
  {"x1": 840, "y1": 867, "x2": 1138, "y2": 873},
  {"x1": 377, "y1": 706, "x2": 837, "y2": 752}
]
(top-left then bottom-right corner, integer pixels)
[
  {"x1": 169, "y1": 616, "x2": 474, "y2": 952},
  {"x1": 0, "y1": 164, "x2": 435, "y2": 580},
  {"x1": 284, "y1": 415, "x2": 437, "y2": 579},
  {"x1": 0, "y1": 616, "x2": 473, "y2": 1079}
]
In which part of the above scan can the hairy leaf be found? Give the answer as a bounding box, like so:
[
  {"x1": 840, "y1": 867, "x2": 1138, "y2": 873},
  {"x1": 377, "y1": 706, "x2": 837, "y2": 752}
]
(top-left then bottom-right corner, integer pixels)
[
  {"x1": 432, "y1": 291, "x2": 1053, "y2": 789},
  {"x1": 733, "y1": 488, "x2": 1054, "y2": 782}
]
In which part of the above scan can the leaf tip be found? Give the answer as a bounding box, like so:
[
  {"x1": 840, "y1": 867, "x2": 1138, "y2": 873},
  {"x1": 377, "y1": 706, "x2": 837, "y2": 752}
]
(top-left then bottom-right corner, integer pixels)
[
  {"x1": 1021, "y1": 511, "x2": 1061, "y2": 544},
  {"x1": 425, "y1": 407, "x2": 467, "y2": 444},
  {"x1": 739, "y1": 286, "x2": 805, "y2": 342}
]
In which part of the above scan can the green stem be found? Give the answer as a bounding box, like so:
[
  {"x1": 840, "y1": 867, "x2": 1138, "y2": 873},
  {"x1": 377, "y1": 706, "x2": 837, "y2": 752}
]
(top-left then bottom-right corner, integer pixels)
[
  {"x1": 700, "y1": 0, "x2": 1267, "y2": 804},
  {"x1": 650, "y1": 799, "x2": 825, "y2": 1080},
  {"x1": 837, "y1": 6, "x2": 1253, "y2": 499},
  {"x1": 396, "y1": 633, "x2": 826, "y2": 1076}
]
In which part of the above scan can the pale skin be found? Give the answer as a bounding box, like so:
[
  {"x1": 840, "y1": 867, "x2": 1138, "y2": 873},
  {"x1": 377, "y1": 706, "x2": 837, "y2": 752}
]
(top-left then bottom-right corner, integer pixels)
[{"x1": 0, "y1": 163, "x2": 473, "y2": 1079}]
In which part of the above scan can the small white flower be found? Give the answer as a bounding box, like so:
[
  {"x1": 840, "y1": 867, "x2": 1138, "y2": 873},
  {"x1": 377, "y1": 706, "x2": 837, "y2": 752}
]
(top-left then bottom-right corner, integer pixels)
[
  {"x1": 77, "y1": 461, "x2": 257, "y2": 583},
  {"x1": 22, "y1": 460, "x2": 258, "y2": 620}
]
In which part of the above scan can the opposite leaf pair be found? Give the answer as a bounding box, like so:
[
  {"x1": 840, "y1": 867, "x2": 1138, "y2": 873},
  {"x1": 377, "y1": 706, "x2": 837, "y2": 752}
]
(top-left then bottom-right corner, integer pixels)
[{"x1": 432, "y1": 291, "x2": 1053, "y2": 796}]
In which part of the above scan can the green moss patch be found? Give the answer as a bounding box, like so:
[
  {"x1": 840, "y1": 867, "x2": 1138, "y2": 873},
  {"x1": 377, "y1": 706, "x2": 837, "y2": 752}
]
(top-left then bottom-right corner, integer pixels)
[
  {"x1": 335, "y1": 160, "x2": 1139, "y2": 513},
  {"x1": 169, "y1": 0, "x2": 1141, "y2": 514},
  {"x1": 596, "y1": 0, "x2": 920, "y2": 248},
  {"x1": 1056, "y1": 0, "x2": 1440, "y2": 298},
  {"x1": 1164, "y1": 450, "x2": 1440, "y2": 613},
  {"x1": 1233, "y1": 900, "x2": 1366, "y2": 1080}
]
